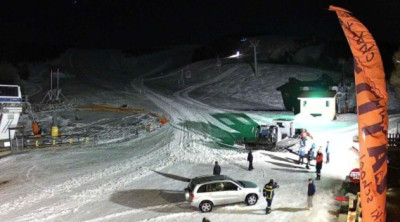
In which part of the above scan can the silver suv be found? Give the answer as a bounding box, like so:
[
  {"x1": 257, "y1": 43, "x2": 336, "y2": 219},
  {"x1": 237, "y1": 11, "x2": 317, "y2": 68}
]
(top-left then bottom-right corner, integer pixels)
[{"x1": 184, "y1": 175, "x2": 261, "y2": 212}]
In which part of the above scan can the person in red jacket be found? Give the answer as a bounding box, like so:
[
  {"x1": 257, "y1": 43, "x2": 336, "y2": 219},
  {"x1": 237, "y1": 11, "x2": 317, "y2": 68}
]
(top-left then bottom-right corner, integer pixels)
[{"x1": 315, "y1": 149, "x2": 323, "y2": 180}]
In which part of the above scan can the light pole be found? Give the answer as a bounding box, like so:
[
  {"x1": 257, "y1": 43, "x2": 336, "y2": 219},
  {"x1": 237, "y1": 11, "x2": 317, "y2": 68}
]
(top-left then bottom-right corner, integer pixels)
[{"x1": 250, "y1": 40, "x2": 259, "y2": 77}]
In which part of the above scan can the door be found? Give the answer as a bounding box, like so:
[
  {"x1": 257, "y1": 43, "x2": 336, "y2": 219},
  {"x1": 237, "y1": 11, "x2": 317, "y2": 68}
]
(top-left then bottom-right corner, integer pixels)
[
  {"x1": 209, "y1": 182, "x2": 227, "y2": 205},
  {"x1": 222, "y1": 182, "x2": 244, "y2": 204}
]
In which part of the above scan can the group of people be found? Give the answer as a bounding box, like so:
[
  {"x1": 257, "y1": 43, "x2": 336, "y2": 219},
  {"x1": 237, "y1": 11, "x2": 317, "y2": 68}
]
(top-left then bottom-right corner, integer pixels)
[
  {"x1": 298, "y1": 129, "x2": 331, "y2": 180},
  {"x1": 212, "y1": 167, "x2": 316, "y2": 214},
  {"x1": 209, "y1": 129, "x2": 325, "y2": 214},
  {"x1": 262, "y1": 178, "x2": 316, "y2": 214}
]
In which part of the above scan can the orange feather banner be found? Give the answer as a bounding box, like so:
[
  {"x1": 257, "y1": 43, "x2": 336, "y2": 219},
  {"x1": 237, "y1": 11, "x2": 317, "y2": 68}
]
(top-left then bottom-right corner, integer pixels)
[{"x1": 329, "y1": 5, "x2": 388, "y2": 222}]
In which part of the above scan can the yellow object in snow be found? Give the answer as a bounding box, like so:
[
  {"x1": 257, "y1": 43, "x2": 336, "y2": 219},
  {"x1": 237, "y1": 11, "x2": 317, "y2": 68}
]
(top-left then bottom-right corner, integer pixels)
[{"x1": 51, "y1": 126, "x2": 59, "y2": 137}]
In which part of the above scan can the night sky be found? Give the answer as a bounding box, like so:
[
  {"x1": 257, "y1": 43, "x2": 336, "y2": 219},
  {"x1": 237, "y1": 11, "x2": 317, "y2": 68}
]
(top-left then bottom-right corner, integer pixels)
[{"x1": 1, "y1": 0, "x2": 400, "y2": 58}]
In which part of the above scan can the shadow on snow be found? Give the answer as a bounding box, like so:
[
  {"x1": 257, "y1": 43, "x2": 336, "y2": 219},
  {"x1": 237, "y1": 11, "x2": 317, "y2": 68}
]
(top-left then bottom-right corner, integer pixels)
[
  {"x1": 152, "y1": 170, "x2": 191, "y2": 182},
  {"x1": 109, "y1": 189, "x2": 192, "y2": 213}
]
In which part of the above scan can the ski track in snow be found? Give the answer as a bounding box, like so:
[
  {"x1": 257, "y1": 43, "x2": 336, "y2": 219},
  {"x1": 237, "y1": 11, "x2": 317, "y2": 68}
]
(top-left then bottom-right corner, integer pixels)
[
  {"x1": 132, "y1": 65, "x2": 240, "y2": 164},
  {"x1": 1, "y1": 137, "x2": 173, "y2": 221},
  {"x1": 0, "y1": 63, "x2": 246, "y2": 221},
  {"x1": 2, "y1": 60, "x2": 398, "y2": 221}
]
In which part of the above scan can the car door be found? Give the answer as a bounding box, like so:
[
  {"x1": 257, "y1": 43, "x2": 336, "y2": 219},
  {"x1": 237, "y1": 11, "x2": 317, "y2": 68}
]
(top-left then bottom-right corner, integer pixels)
[
  {"x1": 211, "y1": 181, "x2": 243, "y2": 205},
  {"x1": 206, "y1": 182, "x2": 225, "y2": 205},
  {"x1": 222, "y1": 182, "x2": 244, "y2": 204}
]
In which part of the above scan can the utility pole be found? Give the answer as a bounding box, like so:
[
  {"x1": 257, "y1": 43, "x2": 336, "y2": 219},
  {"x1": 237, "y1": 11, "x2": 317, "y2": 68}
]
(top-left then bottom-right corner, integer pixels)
[{"x1": 250, "y1": 40, "x2": 260, "y2": 77}]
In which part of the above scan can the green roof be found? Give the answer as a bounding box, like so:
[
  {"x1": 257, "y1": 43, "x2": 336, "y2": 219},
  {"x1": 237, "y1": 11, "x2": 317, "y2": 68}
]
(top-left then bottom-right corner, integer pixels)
[{"x1": 298, "y1": 91, "x2": 336, "y2": 98}]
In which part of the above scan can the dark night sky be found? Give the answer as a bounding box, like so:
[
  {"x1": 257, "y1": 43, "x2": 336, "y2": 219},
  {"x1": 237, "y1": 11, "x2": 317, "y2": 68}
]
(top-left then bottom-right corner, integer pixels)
[{"x1": 1, "y1": 0, "x2": 400, "y2": 52}]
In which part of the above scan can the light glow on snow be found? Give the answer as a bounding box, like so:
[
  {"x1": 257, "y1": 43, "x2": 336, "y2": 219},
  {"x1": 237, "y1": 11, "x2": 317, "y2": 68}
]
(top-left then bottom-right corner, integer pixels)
[
  {"x1": 228, "y1": 51, "x2": 241, "y2": 58},
  {"x1": 1, "y1": 51, "x2": 399, "y2": 222}
]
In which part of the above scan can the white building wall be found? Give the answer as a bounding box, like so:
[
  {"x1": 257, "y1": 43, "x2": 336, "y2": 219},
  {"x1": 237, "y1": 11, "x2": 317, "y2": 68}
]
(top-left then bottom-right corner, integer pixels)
[
  {"x1": 299, "y1": 97, "x2": 336, "y2": 120},
  {"x1": 0, "y1": 107, "x2": 22, "y2": 140}
]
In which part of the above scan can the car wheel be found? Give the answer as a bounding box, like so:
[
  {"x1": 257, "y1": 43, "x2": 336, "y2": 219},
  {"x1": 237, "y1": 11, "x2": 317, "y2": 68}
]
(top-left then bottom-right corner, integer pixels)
[
  {"x1": 245, "y1": 194, "x2": 258, "y2": 206},
  {"x1": 199, "y1": 201, "x2": 213, "y2": 212}
]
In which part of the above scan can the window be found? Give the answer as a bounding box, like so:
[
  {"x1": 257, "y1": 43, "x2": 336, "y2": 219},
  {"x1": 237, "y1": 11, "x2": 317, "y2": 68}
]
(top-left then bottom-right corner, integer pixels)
[
  {"x1": 326, "y1": 101, "x2": 330, "y2": 107},
  {"x1": 198, "y1": 183, "x2": 219, "y2": 193},
  {"x1": 0, "y1": 86, "x2": 19, "y2": 97},
  {"x1": 222, "y1": 182, "x2": 238, "y2": 191},
  {"x1": 198, "y1": 182, "x2": 239, "y2": 192},
  {"x1": 197, "y1": 184, "x2": 207, "y2": 193},
  {"x1": 303, "y1": 101, "x2": 307, "y2": 107},
  {"x1": 210, "y1": 183, "x2": 224, "y2": 192}
]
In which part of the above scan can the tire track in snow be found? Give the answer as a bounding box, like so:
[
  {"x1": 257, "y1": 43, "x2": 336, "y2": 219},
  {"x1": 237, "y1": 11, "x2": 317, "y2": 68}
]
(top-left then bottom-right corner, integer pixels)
[
  {"x1": 4, "y1": 83, "x2": 207, "y2": 220},
  {"x1": 1, "y1": 63, "x2": 249, "y2": 221},
  {"x1": 0, "y1": 127, "x2": 176, "y2": 218},
  {"x1": 133, "y1": 65, "x2": 246, "y2": 167},
  {"x1": 20, "y1": 64, "x2": 248, "y2": 221}
]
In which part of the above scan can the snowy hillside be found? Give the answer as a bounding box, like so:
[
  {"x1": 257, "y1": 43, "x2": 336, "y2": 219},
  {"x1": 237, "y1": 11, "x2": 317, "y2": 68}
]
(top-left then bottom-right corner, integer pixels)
[{"x1": 0, "y1": 47, "x2": 399, "y2": 222}]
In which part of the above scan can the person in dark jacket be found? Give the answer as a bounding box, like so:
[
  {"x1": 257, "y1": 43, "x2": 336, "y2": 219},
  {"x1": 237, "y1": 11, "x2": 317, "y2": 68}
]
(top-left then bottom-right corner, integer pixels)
[
  {"x1": 263, "y1": 179, "x2": 279, "y2": 214},
  {"x1": 307, "y1": 178, "x2": 316, "y2": 209},
  {"x1": 247, "y1": 150, "x2": 254, "y2": 170},
  {"x1": 213, "y1": 161, "x2": 221, "y2": 175},
  {"x1": 202, "y1": 217, "x2": 211, "y2": 222},
  {"x1": 306, "y1": 148, "x2": 312, "y2": 169},
  {"x1": 315, "y1": 149, "x2": 323, "y2": 180},
  {"x1": 306, "y1": 143, "x2": 316, "y2": 169},
  {"x1": 298, "y1": 144, "x2": 306, "y2": 165}
]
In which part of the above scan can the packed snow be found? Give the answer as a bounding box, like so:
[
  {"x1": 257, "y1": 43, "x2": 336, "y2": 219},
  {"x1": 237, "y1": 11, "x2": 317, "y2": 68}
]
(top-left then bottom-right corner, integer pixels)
[{"x1": 0, "y1": 50, "x2": 399, "y2": 222}]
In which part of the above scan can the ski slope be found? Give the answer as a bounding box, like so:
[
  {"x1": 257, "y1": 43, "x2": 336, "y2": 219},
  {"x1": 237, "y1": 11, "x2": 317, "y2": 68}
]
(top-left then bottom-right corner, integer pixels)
[{"x1": 1, "y1": 54, "x2": 398, "y2": 222}]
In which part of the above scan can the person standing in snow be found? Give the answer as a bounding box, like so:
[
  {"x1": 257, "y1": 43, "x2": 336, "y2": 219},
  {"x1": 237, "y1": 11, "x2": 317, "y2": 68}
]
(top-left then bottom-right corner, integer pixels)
[
  {"x1": 213, "y1": 161, "x2": 221, "y2": 175},
  {"x1": 325, "y1": 141, "x2": 330, "y2": 163},
  {"x1": 247, "y1": 150, "x2": 254, "y2": 170},
  {"x1": 300, "y1": 129, "x2": 308, "y2": 146},
  {"x1": 298, "y1": 143, "x2": 306, "y2": 165},
  {"x1": 310, "y1": 143, "x2": 316, "y2": 159},
  {"x1": 263, "y1": 179, "x2": 279, "y2": 214},
  {"x1": 307, "y1": 178, "x2": 316, "y2": 209},
  {"x1": 300, "y1": 129, "x2": 313, "y2": 147},
  {"x1": 315, "y1": 149, "x2": 323, "y2": 180},
  {"x1": 306, "y1": 143, "x2": 315, "y2": 169}
]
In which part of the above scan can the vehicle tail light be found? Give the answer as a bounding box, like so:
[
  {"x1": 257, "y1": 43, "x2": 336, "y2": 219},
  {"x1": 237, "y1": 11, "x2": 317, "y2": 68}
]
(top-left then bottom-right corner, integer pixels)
[{"x1": 190, "y1": 193, "x2": 194, "y2": 201}]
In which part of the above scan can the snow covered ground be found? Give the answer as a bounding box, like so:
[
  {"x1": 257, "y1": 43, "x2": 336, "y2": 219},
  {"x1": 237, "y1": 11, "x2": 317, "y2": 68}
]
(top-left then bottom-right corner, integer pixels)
[{"x1": 0, "y1": 51, "x2": 399, "y2": 222}]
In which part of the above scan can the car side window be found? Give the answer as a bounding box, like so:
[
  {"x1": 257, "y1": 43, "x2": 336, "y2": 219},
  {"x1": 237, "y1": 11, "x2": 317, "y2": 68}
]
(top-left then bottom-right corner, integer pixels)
[
  {"x1": 198, "y1": 182, "x2": 238, "y2": 192},
  {"x1": 197, "y1": 184, "x2": 207, "y2": 193},
  {"x1": 210, "y1": 182, "x2": 224, "y2": 192},
  {"x1": 222, "y1": 182, "x2": 238, "y2": 191},
  {"x1": 197, "y1": 184, "x2": 216, "y2": 193}
]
